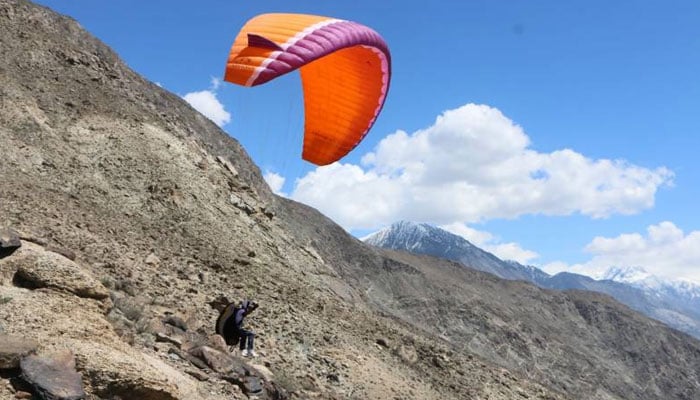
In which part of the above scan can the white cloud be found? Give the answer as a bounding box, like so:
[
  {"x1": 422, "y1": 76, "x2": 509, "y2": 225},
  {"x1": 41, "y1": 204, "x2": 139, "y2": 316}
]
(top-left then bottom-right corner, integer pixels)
[
  {"x1": 264, "y1": 171, "x2": 286, "y2": 196},
  {"x1": 542, "y1": 221, "x2": 700, "y2": 284},
  {"x1": 182, "y1": 90, "x2": 231, "y2": 127},
  {"x1": 291, "y1": 104, "x2": 673, "y2": 231},
  {"x1": 441, "y1": 222, "x2": 539, "y2": 264}
]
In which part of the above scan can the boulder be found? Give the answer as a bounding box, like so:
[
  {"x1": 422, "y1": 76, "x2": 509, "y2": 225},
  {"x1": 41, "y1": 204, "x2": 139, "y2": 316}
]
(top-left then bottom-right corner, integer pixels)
[
  {"x1": 241, "y1": 375, "x2": 264, "y2": 396},
  {"x1": 155, "y1": 332, "x2": 182, "y2": 348},
  {"x1": 74, "y1": 341, "x2": 199, "y2": 400},
  {"x1": 20, "y1": 350, "x2": 85, "y2": 400},
  {"x1": 0, "y1": 228, "x2": 21, "y2": 258},
  {"x1": 163, "y1": 315, "x2": 188, "y2": 332},
  {"x1": 221, "y1": 375, "x2": 264, "y2": 396},
  {"x1": 0, "y1": 334, "x2": 38, "y2": 369},
  {"x1": 188, "y1": 346, "x2": 245, "y2": 374},
  {"x1": 0, "y1": 287, "x2": 214, "y2": 399},
  {"x1": 8, "y1": 243, "x2": 109, "y2": 300},
  {"x1": 208, "y1": 334, "x2": 229, "y2": 353}
]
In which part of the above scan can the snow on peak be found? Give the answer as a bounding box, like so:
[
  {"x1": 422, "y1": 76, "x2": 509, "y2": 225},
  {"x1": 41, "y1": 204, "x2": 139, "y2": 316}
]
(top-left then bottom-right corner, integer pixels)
[{"x1": 602, "y1": 266, "x2": 700, "y2": 299}]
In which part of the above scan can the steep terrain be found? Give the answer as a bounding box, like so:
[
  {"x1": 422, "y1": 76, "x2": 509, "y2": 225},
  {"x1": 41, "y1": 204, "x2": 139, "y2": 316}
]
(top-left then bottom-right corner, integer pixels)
[
  {"x1": 0, "y1": 1, "x2": 565, "y2": 399},
  {"x1": 1, "y1": 1, "x2": 700, "y2": 399},
  {"x1": 303, "y1": 217, "x2": 700, "y2": 400}
]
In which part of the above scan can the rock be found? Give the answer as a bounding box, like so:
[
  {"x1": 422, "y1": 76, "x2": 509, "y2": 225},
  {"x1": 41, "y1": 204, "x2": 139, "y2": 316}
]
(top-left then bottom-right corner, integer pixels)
[
  {"x1": 75, "y1": 342, "x2": 200, "y2": 400},
  {"x1": 208, "y1": 334, "x2": 228, "y2": 353},
  {"x1": 14, "y1": 391, "x2": 32, "y2": 399},
  {"x1": 20, "y1": 350, "x2": 86, "y2": 400},
  {"x1": 177, "y1": 330, "x2": 210, "y2": 353},
  {"x1": 216, "y1": 156, "x2": 239, "y2": 177},
  {"x1": 45, "y1": 245, "x2": 76, "y2": 261},
  {"x1": 222, "y1": 375, "x2": 264, "y2": 396},
  {"x1": 248, "y1": 363, "x2": 275, "y2": 382},
  {"x1": 188, "y1": 346, "x2": 244, "y2": 374},
  {"x1": 8, "y1": 243, "x2": 109, "y2": 300},
  {"x1": 155, "y1": 332, "x2": 182, "y2": 348},
  {"x1": 260, "y1": 206, "x2": 275, "y2": 220},
  {"x1": 396, "y1": 344, "x2": 418, "y2": 365},
  {"x1": 242, "y1": 375, "x2": 264, "y2": 395},
  {"x1": 163, "y1": 315, "x2": 188, "y2": 331},
  {"x1": 0, "y1": 228, "x2": 21, "y2": 258},
  {"x1": 185, "y1": 368, "x2": 209, "y2": 381},
  {"x1": 376, "y1": 338, "x2": 390, "y2": 348},
  {"x1": 263, "y1": 380, "x2": 289, "y2": 400},
  {"x1": 0, "y1": 335, "x2": 39, "y2": 369},
  {"x1": 229, "y1": 193, "x2": 256, "y2": 215},
  {"x1": 170, "y1": 348, "x2": 209, "y2": 370},
  {"x1": 327, "y1": 373, "x2": 341, "y2": 384},
  {"x1": 144, "y1": 253, "x2": 160, "y2": 265},
  {"x1": 431, "y1": 356, "x2": 445, "y2": 369},
  {"x1": 0, "y1": 286, "x2": 208, "y2": 399}
]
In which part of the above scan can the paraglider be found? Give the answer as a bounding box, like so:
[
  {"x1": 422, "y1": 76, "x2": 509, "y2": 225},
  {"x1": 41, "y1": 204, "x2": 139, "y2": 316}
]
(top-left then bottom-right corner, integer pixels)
[{"x1": 224, "y1": 13, "x2": 391, "y2": 166}]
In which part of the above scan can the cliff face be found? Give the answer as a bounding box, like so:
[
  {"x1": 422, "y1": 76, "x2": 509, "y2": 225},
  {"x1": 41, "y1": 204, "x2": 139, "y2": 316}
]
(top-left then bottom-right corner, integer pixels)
[{"x1": 1, "y1": 1, "x2": 699, "y2": 399}]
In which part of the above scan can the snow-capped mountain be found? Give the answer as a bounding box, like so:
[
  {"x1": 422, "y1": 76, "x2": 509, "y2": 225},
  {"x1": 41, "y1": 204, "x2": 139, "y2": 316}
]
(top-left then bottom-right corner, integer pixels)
[
  {"x1": 603, "y1": 266, "x2": 700, "y2": 299},
  {"x1": 365, "y1": 221, "x2": 700, "y2": 340},
  {"x1": 364, "y1": 221, "x2": 551, "y2": 283}
]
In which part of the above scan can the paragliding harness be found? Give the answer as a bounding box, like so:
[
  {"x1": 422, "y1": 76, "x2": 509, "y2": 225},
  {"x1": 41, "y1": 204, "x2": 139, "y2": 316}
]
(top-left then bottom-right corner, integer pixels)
[{"x1": 216, "y1": 301, "x2": 243, "y2": 346}]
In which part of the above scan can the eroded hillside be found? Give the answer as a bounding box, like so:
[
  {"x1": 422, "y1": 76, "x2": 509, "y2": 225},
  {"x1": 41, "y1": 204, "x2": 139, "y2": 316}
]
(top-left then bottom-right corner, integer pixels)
[{"x1": 0, "y1": 0, "x2": 568, "y2": 399}]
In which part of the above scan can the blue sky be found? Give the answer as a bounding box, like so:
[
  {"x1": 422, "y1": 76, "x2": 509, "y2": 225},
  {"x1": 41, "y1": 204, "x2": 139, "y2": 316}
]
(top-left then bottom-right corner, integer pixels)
[{"x1": 35, "y1": 1, "x2": 700, "y2": 283}]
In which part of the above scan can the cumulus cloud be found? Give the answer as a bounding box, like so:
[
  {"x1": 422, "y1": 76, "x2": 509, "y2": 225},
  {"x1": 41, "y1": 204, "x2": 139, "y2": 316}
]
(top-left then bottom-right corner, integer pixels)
[
  {"x1": 183, "y1": 90, "x2": 231, "y2": 127},
  {"x1": 264, "y1": 171, "x2": 286, "y2": 196},
  {"x1": 291, "y1": 104, "x2": 673, "y2": 231},
  {"x1": 441, "y1": 222, "x2": 539, "y2": 264},
  {"x1": 543, "y1": 221, "x2": 700, "y2": 283}
]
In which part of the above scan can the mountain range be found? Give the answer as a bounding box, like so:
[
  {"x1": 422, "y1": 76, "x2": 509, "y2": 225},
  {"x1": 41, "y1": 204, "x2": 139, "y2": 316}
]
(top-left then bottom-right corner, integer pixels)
[{"x1": 365, "y1": 221, "x2": 700, "y2": 339}]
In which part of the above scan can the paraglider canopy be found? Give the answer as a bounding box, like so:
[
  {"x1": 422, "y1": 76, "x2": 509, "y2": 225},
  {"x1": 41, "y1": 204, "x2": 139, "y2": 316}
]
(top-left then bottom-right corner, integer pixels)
[{"x1": 224, "y1": 13, "x2": 391, "y2": 166}]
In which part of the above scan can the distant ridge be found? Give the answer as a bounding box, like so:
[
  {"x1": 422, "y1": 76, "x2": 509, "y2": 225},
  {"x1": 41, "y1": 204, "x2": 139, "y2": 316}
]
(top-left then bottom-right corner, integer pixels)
[{"x1": 365, "y1": 221, "x2": 700, "y2": 339}]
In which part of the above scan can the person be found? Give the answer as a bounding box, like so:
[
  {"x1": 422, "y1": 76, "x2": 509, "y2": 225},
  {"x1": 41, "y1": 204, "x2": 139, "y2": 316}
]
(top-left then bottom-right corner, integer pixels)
[{"x1": 216, "y1": 299, "x2": 259, "y2": 357}]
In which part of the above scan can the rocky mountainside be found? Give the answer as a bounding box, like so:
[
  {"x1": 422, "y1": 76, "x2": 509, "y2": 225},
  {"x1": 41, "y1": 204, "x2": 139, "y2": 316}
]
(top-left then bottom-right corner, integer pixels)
[
  {"x1": 1, "y1": 1, "x2": 700, "y2": 399},
  {"x1": 0, "y1": 1, "x2": 566, "y2": 399},
  {"x1": 365, "y1": 221, "x2": 700, "y2": 340},
  {"x1": 545, "y1": 270, "x2": 700, "y2": 340}
]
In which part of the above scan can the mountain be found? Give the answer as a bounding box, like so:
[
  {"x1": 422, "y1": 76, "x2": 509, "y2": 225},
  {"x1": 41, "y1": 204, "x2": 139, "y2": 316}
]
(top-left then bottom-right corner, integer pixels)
[
  {"x1": 365, "y1": 221, "x2": 551, "y2": 284},
  {"x1": 365, "y1": 221, "x2": 700, "y2": 340},
  {"x1": 604, "y1": 266, "x2": 700, "y2": 300},
  {"x1": 2, "y1": 1, "x2": 700, "y2": 399},
  {"x1": 602, "y1": 266, "x2": 700, "y2": 335}
]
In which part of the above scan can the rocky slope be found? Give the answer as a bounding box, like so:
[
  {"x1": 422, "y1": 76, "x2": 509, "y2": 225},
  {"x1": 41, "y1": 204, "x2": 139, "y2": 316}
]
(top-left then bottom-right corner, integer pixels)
[
  {"x1": 0, "y1": 1, "x2": 566, "y2": 399},
  {"x1": 1, "y1": 1, "x2": 699, "y2": 399},
  {"x1": 307, "y1": 218, "x2": 700, "y2": 400}
]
